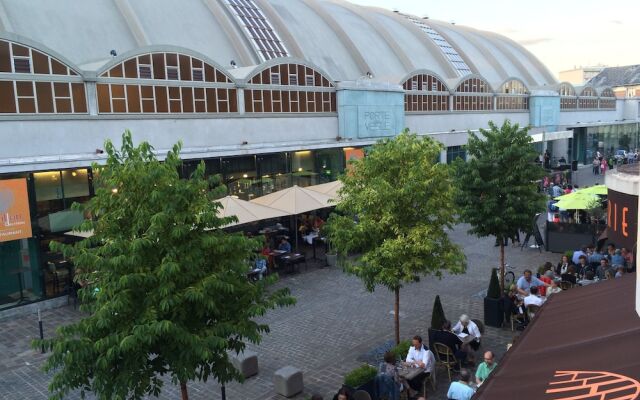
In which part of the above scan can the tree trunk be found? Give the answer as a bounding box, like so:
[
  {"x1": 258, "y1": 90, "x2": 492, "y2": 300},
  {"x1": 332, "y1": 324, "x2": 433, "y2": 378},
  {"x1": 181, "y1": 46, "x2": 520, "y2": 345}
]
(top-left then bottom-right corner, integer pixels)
[
  {"x1": 499, "y1": 241, "x2": 505, "y2": 293},
  {"x1": 180, "y1": 381, "x2": 189, "y2": 400},
  {"x1": 394, "y1": 287, "x2": 400, "y2": 344}
]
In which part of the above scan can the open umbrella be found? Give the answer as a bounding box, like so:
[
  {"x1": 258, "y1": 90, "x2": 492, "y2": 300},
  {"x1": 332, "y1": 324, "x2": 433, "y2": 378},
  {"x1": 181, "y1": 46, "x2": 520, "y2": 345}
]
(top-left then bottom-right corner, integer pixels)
[
  {"x1": 306, "y1": 180, "x2": 344, "y2": 200},
  {"x1": 216, "y1": 196, "x2": 289, "y2": 227},
  {"x1": 251, "y1": 185, "x2": 334, "y2": 249},
  {"x1": 578, "y1": 184, "x2": 608, "y2": 196},
  {"x1": 554, "y1": 191, "x2": 599, "y2": 210}
]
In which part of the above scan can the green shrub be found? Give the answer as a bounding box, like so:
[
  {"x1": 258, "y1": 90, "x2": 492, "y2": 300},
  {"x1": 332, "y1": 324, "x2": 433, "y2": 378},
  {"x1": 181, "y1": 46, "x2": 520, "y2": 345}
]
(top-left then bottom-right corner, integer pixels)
[
  {"x1": 344, "y1": 364, "x2": 377, "y2": 388},
  {"x1": 430, "y1": 295, "x2": 447, "y2": 330},
  {"x1": 390, "y1": 340, "x2": 412, "y2": 361},
  {"x1": 487, "y1": 268, "x2": 501, "y2": 299},
  {"x1": 565, "y1": 250, "x2": 573, "y2": 260}
]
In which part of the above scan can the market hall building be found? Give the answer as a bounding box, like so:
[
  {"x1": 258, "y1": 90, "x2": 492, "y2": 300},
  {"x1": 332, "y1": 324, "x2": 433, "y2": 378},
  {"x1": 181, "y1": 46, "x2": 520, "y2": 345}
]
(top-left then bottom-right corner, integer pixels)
[{"x1": 0, "y1": 0, "x2": 639, "y2": 309}]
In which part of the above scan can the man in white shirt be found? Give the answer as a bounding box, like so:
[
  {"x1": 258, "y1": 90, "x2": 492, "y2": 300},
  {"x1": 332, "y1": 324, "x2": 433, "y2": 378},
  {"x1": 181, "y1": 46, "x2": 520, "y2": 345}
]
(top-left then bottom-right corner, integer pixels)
[
  {"x1": 523, "y1": 286, "x2": 544, "y2": 307},
  {"x1": 452, "y1": 314, "x2": 481, "y2": 351},
  {"x1": 405, "y1": 335, "x2": 435, "y2": 392}
]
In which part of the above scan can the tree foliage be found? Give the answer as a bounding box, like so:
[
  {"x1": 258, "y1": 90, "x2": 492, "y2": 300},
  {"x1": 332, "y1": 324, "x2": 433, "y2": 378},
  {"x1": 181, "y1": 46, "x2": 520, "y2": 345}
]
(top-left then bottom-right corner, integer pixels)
[
  {"x1": 453, "y1": 120, "x2": 545, "y2": 289},
  {"x1": 34, "y1": 131, "x2": 294, "y2": 400},
  {"x1": 324, "y1": 131, "x2": 466, "y2": 343}
]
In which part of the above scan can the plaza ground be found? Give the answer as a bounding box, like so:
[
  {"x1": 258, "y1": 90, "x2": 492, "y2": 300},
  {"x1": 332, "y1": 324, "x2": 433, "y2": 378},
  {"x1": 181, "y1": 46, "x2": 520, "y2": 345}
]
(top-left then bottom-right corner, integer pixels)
[{"x1": 0, "y1": 166, "x2": 601, "y2": 400}]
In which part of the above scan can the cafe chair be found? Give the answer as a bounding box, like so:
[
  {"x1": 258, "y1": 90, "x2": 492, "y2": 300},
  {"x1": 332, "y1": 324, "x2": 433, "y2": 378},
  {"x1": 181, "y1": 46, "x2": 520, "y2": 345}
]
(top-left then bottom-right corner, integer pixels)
[
  {"x1": 526, "y1": 304, "x2": 540, "y2": 320},
  {"x1": 433, "y1": 342, "x2": 460, "y2": 382},
  {"x1": 353, "y1": 390, "x2": 372, "y2": 400},
  {"x1": 48, "y1": 262, "x2": 70, "y2": 295},
  {"x1": 511, "y1": 312, "x2": 526, "y2": 332},
  {"x1": 560, "y1": 281, "x2": 573, "y2": 290}
]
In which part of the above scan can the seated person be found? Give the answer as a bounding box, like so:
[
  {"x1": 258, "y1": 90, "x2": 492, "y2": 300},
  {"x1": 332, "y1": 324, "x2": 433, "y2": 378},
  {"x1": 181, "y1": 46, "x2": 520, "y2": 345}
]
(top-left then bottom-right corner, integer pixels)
[
  {"x1": 312, "y1": 215, "x2": 325, "y2": 231},
  {"x1": 452, "y1": 314, "x2": 481, "y2": 351},
  {"x1": 615, "y1": 266, "x2": 625, "y2": 278},
  {"x1": 589, "y1": 250, "x2": 604, "y2": 266},
  {"x1": 434, "y1": 321, "x2": 468, "y2": 364},
  {"x1": 611, "y1": 249, "x2": 625, "y2": 268},
  {"x1": 575, "y1": 255, "x2": 590, "y2": 278},
  {"x1": 475, "y1": 351, "x2": 498, "y2": 385},
  {"x1": 572, "y1": 246, "x2": 587, "y2": 265},
  {"x1": 379, "y1": 351, "x2": 413, "y2": 397},
  {"x1": 251, "y1": 257, "x2": 267, "y2": 280},
  {"x1": 556, "y1": 255, "x2": 572, "y2": 276},
  {"x1": 404, "y1": 335, "x2": 435, "y2": 392},
  {"x1": 561, "y1": 265, "x2": 578, "y2": 285},
  {"x1": 278, "y1": 237, "x2": 292, "y2": 253},
  {"x1": 332, "y1": 388, "x2": 351, "y2": 400},
  {"x1": 538, "y1": 270, "x2": 554, "y2": 296},
  {"x1": 516, "y1": 269, "x2": 549, "y2": 296},
  {"x1": 546, "y1": 279, "x2": 562, "y2": 297},
  {"x1": 579, "y1": 270, "x2": 596, "y2": 286},
  {"x1": 621, "y1": 247, "x2": 634, "y2": 271},
  {"x1": 596, "y1": 258, "x2": 614, "y2": 280},
  {"x1": 447, "y1": 369, "x2": 475, "y2": 400},
  {"x1": 524, "y1": 286, "x2": 544, "y2": 307}
]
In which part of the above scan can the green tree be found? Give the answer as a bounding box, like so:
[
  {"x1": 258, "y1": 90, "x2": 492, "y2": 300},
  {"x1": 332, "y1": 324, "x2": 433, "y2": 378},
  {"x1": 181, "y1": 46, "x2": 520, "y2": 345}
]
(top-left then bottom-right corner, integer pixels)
[
  {"x1": 324, "y1": 131, "x2": 466, "y2": 344},
  {"x1": 34, "y1": 131, "x2": 294, "y2": 400},
  {"x1": 453, "y1": 120, "x2": 545, "y2": 291}
]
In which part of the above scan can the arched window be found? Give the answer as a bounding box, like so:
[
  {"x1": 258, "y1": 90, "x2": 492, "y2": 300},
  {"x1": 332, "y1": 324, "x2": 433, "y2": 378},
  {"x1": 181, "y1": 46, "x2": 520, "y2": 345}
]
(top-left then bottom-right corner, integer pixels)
[
  {"x1": 559, "y1": 83, "x2": 577, "y2": 110},
  {"x1": 496, "y1": 79, "x2": 529, "y2": 111},
  {"x1": 96, "y1": 52, "x2": 236, "y2": 113},
  {"x1": 599, "y1": 88, "x2": 616, "y2": 109},
  {"x1": 453, "y1": 77, "x2": 493, "y2": 111},
  {"x1": 0, "y1": 39, "x2": 87, "y2": 114},
  {"x1": 402, "y1": 73, "x2": 449, "y2": 112},
  {"x1": 578, "y1": 86, "x2": 598, "y2": 109},
  {"x1": 244, "y1": 63, "x2": 336, "y2": 113}
]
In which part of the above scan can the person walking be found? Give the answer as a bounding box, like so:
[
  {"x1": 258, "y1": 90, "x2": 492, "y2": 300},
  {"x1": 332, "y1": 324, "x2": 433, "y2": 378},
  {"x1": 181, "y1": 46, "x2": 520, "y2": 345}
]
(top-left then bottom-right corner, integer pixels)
[
  {"x1": 600, "y1": 158, "x2": 607, "y2": 175},
  {"x1": 592, "y1": 157, "x2": 600, "y2": 175}
]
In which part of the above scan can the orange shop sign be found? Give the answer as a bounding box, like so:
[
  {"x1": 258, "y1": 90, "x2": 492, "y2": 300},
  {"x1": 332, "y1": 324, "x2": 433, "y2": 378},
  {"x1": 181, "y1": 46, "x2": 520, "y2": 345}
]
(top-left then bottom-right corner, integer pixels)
[{"x1": 0, "y1": 178, "x2": 32, "y2": 242}]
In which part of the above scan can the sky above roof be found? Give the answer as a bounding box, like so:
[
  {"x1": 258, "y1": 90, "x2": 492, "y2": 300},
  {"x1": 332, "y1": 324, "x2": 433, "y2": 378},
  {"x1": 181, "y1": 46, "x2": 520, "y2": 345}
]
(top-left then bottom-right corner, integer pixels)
[{"x1": 349, "y1": 0, "x2": 640, "y2": 78}]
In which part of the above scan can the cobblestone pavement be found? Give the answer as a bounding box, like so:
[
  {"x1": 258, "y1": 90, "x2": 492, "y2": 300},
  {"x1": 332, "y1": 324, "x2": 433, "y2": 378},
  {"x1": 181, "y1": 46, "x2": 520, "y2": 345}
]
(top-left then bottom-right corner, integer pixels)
[{"x1": 0, "y1": 217, "x2": 565, "y2": 400}]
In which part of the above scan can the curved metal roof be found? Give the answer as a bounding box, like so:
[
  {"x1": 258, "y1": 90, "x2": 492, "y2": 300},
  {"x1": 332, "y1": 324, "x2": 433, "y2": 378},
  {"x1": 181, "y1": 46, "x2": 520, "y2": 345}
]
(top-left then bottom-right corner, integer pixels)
[{"x1": 0, "y1": 0, "x2": 557, "y2": 86}]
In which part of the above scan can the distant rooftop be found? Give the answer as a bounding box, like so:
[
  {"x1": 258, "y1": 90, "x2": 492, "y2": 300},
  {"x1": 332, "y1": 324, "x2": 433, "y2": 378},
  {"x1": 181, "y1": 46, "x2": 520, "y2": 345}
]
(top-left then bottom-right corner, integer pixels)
[{"x1": 588, "y1": 65, "x2": 640, "y2": 87}]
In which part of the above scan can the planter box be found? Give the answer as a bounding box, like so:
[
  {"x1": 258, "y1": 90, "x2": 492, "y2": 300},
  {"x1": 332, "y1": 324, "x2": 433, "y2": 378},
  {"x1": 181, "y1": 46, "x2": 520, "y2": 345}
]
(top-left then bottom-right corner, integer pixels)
[
  {"x1": 326, "y1": 253, "x2": 338, "y2": 267},
  {"x1": 484, "y1": 297, "x2": 503, "y2": 328}
]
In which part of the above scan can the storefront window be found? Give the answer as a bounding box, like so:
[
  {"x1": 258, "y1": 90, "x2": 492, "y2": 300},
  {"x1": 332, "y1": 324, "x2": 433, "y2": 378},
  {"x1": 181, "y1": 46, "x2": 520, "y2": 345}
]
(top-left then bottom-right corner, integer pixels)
[
  {"x1": 292, "y1": 150, "x2": 317, "y2": 186},
  {"x1": 315, "y1": 149, "x2": 343, "y2": 184},
  {"x1": 222, "y1": 156, "x2": 257, "y2": 200},
  {"x1": 257, "y1": 153, "x2": 289, "y2": 194},
  {"x1": 446, "y1": 146, "x2": 467, "y2": 163}
]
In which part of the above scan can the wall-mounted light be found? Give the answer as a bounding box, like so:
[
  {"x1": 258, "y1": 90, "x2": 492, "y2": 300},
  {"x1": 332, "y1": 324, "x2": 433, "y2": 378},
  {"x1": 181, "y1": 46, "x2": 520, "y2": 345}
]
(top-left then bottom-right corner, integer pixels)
[
  {"x1": 336, "y1": 136, "x2": 343, "y2": 141},
  {"x1": 95, "y1": 148, "x2": 104, "y2": 154},
  {"x1": 242, "y1": 174, "x2": 248, "y2": 178},
  {"x1": 297, "y1": 167, "x2": 303, "y2": 172},
  {"x1": 366, "y1": 71, "x2": 373, "y2": 79},
  {"x1": 230, "y1": 60, "x2": 237, "y2": 68},
  {"x1": 241, "y1": 140, "x2": 248, "y2": 145},
  {"x1": 110, "y1": 50, "x2": 117, "y2": 57}
]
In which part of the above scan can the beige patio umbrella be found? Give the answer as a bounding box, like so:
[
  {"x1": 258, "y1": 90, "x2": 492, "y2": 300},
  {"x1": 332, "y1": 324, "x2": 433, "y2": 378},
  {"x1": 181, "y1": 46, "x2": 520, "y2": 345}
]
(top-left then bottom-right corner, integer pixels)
[
  {"x1": 306, "y1": 180, "x2": 344, "y2": 200},
  {"x1": 251, "y1": 185, "x2": 334, "y2": 249},
  {"x1": 217, "y1": 195, "x2": 289, "y2": 227}
]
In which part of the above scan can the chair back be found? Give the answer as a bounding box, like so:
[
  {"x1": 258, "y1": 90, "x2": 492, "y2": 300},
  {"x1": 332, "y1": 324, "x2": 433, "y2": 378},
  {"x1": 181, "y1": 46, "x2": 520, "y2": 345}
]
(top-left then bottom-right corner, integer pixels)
[
  {"x1": 471, "y1": 318, "x2": 485, "y2": 335},
  {"x1": 353, "y1": 390, "x2": 372, "y2": 400},
  {"x1": 433, "y1": 342, "x2": 455, "y2": 364},
  {"x1": 560, "y1": 281, "x2": 573, "y2": 290},
  {"x1": 48, "y1": 262, "x2": 56, "y2": 273},
  {"x1": 526, "y1": 304, "x2": 540, "y2": 319}
]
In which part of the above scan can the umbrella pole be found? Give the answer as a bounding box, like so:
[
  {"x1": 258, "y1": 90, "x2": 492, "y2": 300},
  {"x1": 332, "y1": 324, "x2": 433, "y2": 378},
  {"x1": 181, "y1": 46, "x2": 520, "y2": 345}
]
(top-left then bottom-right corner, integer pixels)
[{"x1": 295, "y1": 216, "x2": 299, "y2": 251}]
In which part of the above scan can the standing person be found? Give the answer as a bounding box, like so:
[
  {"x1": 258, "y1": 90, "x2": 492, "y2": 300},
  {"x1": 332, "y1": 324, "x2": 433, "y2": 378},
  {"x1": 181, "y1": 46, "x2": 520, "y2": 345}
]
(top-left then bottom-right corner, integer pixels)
[
  {"x1": 475, "y1": 351, "x2": 498, "y2": 385},
  {"x1": 543, "y1": 150, "x2": 551, "y2": 169},
  {"x1": 600, "y1": 158, "x2": 607, "y2": 174},
  {"x1": 447, "y1": 369, "x2": 475, "y2": 400},
  {"x1": 592, "y1": 157, "x2": 600, "y2": 175}
]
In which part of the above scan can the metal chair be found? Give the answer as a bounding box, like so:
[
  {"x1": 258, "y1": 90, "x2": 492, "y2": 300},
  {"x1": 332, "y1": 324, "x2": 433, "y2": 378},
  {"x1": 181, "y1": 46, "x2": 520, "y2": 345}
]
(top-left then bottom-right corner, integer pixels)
[
  {"x1": 511, "y1": 312, "x2": 526, "y2": 331},
  {"x1": 433, "y1": 342, "x2": 460, "y2": 382},
  {"x1": 560, "y1": 280, "x2": 573, "y2": 290},
  {"x1": 526, "y1": 304, "x2": 540, "y2": 320}
]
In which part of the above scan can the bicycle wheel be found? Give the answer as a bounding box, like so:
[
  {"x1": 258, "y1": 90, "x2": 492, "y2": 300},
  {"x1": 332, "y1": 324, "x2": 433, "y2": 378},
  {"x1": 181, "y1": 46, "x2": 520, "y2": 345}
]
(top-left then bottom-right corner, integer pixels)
[{"x1": 504, "y1": 271, "x2": 516, "y2": 288}]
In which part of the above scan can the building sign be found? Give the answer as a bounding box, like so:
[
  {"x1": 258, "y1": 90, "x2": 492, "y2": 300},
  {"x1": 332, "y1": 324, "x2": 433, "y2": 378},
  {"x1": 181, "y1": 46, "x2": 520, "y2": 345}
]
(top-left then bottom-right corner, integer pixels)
[
  {"x1": 358, "y1": 106, "x2": 396, "y2": 137},
  {"x1": 607, "y1": 189, "x2": 637, "y2": 253},
  {"x1": 0, "y1": 178, "x2": 32, "y2": 242}
]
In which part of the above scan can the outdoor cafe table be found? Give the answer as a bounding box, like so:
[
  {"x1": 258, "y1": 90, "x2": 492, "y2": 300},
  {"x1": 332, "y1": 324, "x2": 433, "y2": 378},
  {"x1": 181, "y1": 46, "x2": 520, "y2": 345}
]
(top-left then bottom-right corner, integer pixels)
[
  {"x1": 398, "y1": 364, "x2": 424, "y2": 381},
  {"x1": 456, "y1": 333, "x2": 478, "y2": 345}
]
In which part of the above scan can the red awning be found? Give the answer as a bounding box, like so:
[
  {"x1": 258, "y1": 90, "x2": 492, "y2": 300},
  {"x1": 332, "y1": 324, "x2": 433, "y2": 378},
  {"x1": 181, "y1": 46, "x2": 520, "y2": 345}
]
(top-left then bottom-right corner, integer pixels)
[{"x1": 475, "y1": 274, "x2": 640, "y2": 399}]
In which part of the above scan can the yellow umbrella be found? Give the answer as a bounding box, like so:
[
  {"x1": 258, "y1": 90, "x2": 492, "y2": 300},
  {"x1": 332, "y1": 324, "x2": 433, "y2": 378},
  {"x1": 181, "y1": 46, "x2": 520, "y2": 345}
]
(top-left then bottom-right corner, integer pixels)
[
  {"x1": 578, "y1": 185, "x2": 608, "y2": 196},
  {"x1": 554, "y1": 192, "x2": 599, "y2": 210}
]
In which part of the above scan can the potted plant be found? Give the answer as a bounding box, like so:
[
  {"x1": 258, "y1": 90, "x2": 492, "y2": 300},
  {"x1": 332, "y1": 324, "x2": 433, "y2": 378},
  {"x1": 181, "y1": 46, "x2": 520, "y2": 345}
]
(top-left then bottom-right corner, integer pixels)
[
  {"x1": 428, "y1": 295, "x2": 447, "y2": 348},
  {"x1": 343, "y1": 364, "x2": 378, "y2": 398},
  {"x1": 391, "y1": 339, "x2": 411, "y2": 361},
  {"x1": 324, "y1": 237, "x2": 338, "y2": 267},
  {"x1": 484, "y1": 268, "x2": 503, "y2": 328}
]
